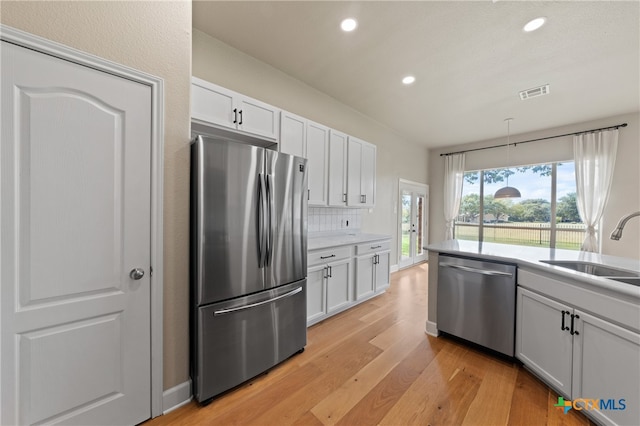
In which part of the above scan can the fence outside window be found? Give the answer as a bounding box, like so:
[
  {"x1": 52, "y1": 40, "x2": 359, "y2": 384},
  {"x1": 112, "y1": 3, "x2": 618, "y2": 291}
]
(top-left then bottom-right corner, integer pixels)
[{"x1": 454, "y1": 222, "x2": 585, "y2": 250}]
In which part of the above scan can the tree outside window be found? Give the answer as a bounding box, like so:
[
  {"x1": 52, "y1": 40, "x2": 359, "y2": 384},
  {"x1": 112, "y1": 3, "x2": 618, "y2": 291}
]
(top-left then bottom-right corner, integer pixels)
[{"x1": 455, "y1": 162, "x2": 584, "y2": 249}]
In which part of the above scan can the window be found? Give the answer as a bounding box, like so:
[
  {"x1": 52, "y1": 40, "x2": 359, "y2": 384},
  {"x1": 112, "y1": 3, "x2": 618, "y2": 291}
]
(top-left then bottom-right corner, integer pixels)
[{"x1": 455, "y1": 162, "x2": 584, "y2": 250}]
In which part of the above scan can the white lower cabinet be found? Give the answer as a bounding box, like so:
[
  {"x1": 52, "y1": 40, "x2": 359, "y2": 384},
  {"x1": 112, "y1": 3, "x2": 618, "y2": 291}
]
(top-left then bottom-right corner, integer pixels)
[
  {"x1": 355, "y1": 240, "x2": 391, "y2": 301},
  {"x1": 516, "y1": 287, "x2": 574, "y2": 396},
  {"x1": 307, "y1": 265, "x2": 327, "y2": 324},
  {"x1": 572, "y1": 310, "x2": 640, "y2": 426},
  {"x1": 326, "y1": 259, "x2": 351, "y2": 313},
  {"x1": 517, "y1": 286, "x2": 640, "y2": 426},
  {"x1": 307, "y1": 238, "x2": 391, "y2": 326},
  {"x1": 306, "y1": 247, "x2": 352, "y2": 326}
]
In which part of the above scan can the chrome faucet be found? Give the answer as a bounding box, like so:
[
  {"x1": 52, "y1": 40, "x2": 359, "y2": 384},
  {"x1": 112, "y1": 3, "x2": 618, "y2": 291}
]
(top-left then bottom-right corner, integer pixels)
[{"x1": 610, "y1": 211, "x2": 640, "y2": 240}]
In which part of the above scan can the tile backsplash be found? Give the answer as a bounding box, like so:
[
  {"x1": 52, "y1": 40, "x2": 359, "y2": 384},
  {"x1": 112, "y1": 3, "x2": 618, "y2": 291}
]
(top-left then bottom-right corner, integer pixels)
[{"x1": 308, "y1": 207, "x2": 363, "y2": 233}]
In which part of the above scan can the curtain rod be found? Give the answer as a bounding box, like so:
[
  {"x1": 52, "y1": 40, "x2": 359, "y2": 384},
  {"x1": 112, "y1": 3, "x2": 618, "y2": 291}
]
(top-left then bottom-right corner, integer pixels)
[{"x1": 439, "y1": 123, "x2": 628, "y2": 157}]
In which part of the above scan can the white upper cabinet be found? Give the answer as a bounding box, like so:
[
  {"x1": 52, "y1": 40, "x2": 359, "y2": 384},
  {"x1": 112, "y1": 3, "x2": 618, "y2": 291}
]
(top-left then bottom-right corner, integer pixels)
[
  {"x1": 347, "y1": 136, "x2": 376, "y2": 207},
  {"x1": 306, "y1": 121, "x2": 329, "y2": 206},
  {"x1": 279, "y1": 111, "x2": 328, "y2": 206},
  {"x1": 279, "y1": 111, "x2": 306, "y2": 157},
  {"x1": 191, "y1": 77, "x2": 279, "y2": 141},
  {"x1": 328, "y1": 130, "x2": 348, "y2": 207},
  {"x1": 191, "y1": 78, "x2": 377, "y2": 209}
]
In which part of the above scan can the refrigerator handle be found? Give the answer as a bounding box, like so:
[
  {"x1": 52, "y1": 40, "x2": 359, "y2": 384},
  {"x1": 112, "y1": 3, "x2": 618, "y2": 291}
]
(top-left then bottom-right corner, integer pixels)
[
  {"x1": 213, "y1": 286, "x2": 303, "y2": 316},
  {"x1": 266, "y1": 174, "x2": 275, "y2": 266},
  {"x1": 258, "y1": 173, "x2": 267, "y2": 268}
]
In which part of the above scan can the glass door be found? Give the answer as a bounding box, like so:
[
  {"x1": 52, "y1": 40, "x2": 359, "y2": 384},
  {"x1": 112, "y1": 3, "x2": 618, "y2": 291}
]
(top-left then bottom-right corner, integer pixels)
[{"x1": 398, "y1": 180, "x2": 429, "y2": 269}]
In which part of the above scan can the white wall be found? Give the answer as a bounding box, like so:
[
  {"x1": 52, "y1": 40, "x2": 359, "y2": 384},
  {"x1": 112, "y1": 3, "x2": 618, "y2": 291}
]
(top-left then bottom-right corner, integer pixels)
[
  {"x1": 193, "y1": 29, "x2": 430, "y2": 265},
  {"x1": 1, "y1": 1, "x2": 192, "y2": 390},
  {"x1": 428, "y1": 112, "x2": 640, "y2": 259}
]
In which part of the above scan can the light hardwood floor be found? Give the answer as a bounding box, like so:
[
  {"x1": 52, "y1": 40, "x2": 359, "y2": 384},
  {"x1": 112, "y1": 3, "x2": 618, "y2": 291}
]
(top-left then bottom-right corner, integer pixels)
[{"x1": 146, "y1": 263, "x2": 593, "y2": 426}]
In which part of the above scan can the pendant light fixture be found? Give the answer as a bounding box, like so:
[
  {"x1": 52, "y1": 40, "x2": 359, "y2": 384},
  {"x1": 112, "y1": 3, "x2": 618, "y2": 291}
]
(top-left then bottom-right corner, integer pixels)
[{"x1": 494, "y1": 118, "x2": 522, "y2": 199}]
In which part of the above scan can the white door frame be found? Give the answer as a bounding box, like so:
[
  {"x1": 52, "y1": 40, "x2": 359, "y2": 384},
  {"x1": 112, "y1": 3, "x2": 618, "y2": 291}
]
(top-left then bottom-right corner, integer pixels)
[
  {"x1": 398, "y1": 179, "x2": 429, "y2": 269},
  {"x1": 0, "y1": 25, "x2": 165, "y2": 418}
]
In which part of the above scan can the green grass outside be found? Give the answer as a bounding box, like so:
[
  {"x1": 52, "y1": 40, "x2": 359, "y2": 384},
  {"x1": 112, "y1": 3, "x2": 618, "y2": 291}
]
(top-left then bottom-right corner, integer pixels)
[
  {"x1": 454, "y1": 222, "x2": 583, "y2": 250},
  {"x1": 401, "y1": 233, "x2": 410, "y2": 256}
]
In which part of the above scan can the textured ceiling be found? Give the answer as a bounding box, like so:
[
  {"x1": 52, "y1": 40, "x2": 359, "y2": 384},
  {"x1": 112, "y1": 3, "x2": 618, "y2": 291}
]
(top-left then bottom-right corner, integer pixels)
[{"x1": 193, "y1": 1, "x2": 640, "y2": 148}]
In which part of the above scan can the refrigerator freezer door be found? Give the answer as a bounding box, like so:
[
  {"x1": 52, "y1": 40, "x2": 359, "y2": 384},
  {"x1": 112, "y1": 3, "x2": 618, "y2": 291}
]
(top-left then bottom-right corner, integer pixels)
[
  {"x1": 265, "y1": 150, "x2": 308, "y2": 288},
  {"x1": 194, "y1": 279, "x2": 307, "y2": 402},
  {"x1": 192, "y1": 137, "x2": 266, "y2": 305}
]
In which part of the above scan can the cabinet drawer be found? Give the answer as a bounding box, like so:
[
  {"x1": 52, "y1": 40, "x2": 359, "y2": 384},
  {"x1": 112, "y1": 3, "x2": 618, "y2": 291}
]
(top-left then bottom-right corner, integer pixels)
[
  {"x1": 308, "y1": 246, "x2": 351, "y2": 266},
  {"x1": 356, "y1": 240, "x2": 391, "y2": 256}
]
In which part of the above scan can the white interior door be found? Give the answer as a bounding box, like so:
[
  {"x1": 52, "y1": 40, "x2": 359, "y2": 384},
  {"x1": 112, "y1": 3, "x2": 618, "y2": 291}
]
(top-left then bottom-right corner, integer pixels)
[
  {"x1": 398, "y1": 181, "x2": 429, "y2": 269},
  {"x1": 1, "y1": 40, "x2": 152, "y2": 425}
]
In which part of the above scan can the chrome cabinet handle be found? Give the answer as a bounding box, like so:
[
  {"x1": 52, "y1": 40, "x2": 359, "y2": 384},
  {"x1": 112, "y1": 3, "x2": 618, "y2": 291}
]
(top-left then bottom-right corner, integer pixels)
[
  {"x1": 214, "y1": 287, "x2": 303, "y2": 316},
  {"x1": 130, "y1": 268, "x2": 145, "y2": 280},
  {"x1": 439, "y1": 262, "x2": 513, "y2": 277}
]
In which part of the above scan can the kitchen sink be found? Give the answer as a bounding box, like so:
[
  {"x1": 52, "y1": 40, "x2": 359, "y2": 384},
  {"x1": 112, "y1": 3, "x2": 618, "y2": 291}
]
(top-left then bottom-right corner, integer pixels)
[
  {"x1": 540, "y1": 260, "x2": 640, "y2": 278},
  {"x1": 540, "y1": 260, "x2": 640, "y2": 286},
  {"x1": 609, "y1": 277, "x2": 640, "y2": 286}
]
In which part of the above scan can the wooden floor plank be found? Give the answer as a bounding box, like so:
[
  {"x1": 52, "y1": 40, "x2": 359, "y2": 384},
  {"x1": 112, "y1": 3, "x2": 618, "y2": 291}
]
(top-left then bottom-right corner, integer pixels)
[
  {"x1": 310, "y1": 333, "x2": 424, "y2": 425},
  {"x1": 508, "y1": 367, "x2": 552, "y2": 425},
  {"x1": 461, "y1": 354, "x2": 519, "y2": 425},
  {"x1": 143, "y1": 262, "x2": 593, "y2": 426},
  {"x1": 377, "y1": 342, "x2": 470, "y2": 425},
  {"x1": 336, "y1": 337, "x2": 444, "y2": 426}
]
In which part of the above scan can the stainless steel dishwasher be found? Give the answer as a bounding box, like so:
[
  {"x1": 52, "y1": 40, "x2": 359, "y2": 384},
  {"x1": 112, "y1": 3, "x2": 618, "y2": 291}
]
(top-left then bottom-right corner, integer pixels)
[{"x1": 437, "y1": 254, "x2": 517, "y2": 356}]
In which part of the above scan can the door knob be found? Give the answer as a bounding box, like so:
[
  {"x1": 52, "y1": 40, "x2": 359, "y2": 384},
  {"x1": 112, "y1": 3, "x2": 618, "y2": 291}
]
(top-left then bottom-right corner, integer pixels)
[{"x1": 129, "y1": 268, "x2": 145, "y2": 280}]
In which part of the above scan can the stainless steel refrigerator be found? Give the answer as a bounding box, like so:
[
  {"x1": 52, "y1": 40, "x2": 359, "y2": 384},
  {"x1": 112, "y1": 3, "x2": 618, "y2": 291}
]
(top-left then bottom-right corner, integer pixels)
[{"x1": 190, "y1": 135, "x2": 308, "y2": 403}]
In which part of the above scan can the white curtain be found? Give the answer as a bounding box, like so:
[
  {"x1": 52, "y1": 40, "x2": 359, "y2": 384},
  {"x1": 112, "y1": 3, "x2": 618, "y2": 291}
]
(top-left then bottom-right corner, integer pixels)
[
  {"x1": 573, "y1": 129, "x2": 618, "y2": 252},
  {"x1": 444, "y1": 153, "x2": 466, "y2": 240}
]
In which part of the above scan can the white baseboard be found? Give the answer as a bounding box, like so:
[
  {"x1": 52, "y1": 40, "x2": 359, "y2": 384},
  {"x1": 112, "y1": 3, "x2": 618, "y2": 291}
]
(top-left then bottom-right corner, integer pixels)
[
  {"x1": 162, "y1": 379, "x2": 192, "y2": 415},
  {"x1": 425, "y1": 320, "x2": 439, "y2": 337},
  {"x1": 390, "y1": 264, "x2": 399, "y2": 273}
]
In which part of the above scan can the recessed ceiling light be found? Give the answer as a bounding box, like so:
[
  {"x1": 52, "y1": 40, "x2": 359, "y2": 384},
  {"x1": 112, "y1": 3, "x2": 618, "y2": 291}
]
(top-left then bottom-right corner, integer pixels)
[
  {"x1": 341, "y1": 18, "x2": 358, "y2": 32},
  {"x1": 402, "y1": 76, "x2": 416, "y2": 85},
  {"x1": 523, "y1": 17, "x2": 546, "y2": 32}
]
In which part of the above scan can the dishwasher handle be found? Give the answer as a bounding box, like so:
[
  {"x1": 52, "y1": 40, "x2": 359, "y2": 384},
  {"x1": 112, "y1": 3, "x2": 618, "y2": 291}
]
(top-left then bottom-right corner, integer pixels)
[{"x1": 439, "y1": 262, "x2": 513, "y2": 277}]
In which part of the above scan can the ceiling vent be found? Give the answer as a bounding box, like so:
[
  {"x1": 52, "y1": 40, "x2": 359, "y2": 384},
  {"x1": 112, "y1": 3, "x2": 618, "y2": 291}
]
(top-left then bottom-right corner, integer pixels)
[{"x1": 519, "y1": 84, "x2": 550, "y2": 100}]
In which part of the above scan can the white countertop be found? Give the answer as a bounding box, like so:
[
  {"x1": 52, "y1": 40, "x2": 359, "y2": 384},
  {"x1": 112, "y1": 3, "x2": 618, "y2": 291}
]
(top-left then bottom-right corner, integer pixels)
[
  {"x1": 426, "y1": 239, "x2": 640, "y2": 300},
  {"x1": 309, "y1": 231, "x2": 391, "y2": 251}
]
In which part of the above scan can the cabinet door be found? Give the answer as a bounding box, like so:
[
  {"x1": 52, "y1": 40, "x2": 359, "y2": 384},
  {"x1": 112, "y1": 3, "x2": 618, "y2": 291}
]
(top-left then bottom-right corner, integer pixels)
[
  {"x1": 192, "y1": 78, "x2": 236, "y2": 130},
  {"x1": 280, "y1": 112, "x2": 306, "y2": 158},
  {"x1": 237, "y1": 96, "x2": 279, "y2": 140},
  {"x1": 572, "y1": 310, "x2": 640, "y2": 426},
  {"x1": 306, "y1": 122, "x2": 329, "y2": 206},
  {"x1": 360, "y1": 142, "x2": 376, "y2": 207},
  {"x1": 307, "y1": 266, "x2": 326, "y2": 325},
  {"x1": 326, "y1": 259, "x2": 351, "y2": 313},
  {"x1": 516, "y1": 287, "x2": 573, "y2": 398},
  {"x1": 374, "y1": 251, "x2": 390, "y2": 293},
  {"x1": 355, "y1": 254, "x2": 375, "y2": 300},
  {"x1": 346, "y1": 137, "x2": 363, "y2": 206},
  {"x1": 328, "y1": 131, "x2": 348, "y2": 206}
]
